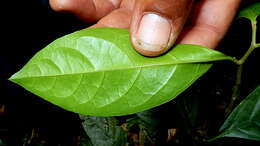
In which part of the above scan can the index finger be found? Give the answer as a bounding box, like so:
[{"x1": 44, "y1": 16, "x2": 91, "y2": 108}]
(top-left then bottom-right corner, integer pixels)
[
  {"x1": 49, "y1": 0, "x2": 122, "y2": 22},
  {"x1": 178, "y1": 0, "x2": 241, "y2": 48}
]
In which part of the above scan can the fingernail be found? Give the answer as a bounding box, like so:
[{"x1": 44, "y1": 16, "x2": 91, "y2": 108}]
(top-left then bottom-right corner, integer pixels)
[{"x1": 136, "y1": 13, "x2": 171, "y2": 51}]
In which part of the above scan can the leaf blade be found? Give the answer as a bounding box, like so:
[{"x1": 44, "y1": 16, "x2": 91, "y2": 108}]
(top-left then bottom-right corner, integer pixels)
[
  {"x1": 238, "y1": 2, "x2": 260, "y2": 22},
  {"x1": 10, "y1": 28, "x2": 231, "y2": 116},
  {"x1": 216, "y1": 86, "x2": 260, "y2": 141}
]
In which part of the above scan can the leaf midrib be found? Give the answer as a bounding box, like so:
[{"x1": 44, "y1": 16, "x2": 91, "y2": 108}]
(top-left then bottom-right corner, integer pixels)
[{"x1": 10, "y1": 60, "x2": 215, "y2": 80}]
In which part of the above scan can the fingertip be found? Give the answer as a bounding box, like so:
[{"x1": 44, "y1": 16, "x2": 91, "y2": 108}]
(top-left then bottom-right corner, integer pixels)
[
  {"x1": 131, "y1": 13, "x2": 172, "y2": 57},
  {"x1": 109, "y1": 0, "x2": 122, "y2": 8},
  {"x1": 131, "y1": 38, "x2": 169, "y2": 57},
  {"x1": 49, "y1": 0, "x2": 75, "y2": 12},
  {"x1": 130, "y1": 0, "x2": 193, "y2": 57}
]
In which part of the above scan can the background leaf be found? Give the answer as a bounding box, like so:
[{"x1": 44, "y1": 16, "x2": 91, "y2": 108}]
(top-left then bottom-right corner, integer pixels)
[
  {"x1": 9, "y1": 28, "x2": 232, "y2": 116},
  {"x1": 79, "y1": 134, "x2": 93, "y2": 146},
  {"x1": 80, "y1": 115, "x2": 127, "y2": 146},
  {"x1": 213, "y1": 86, "x2": 260, "y2": 141},
  {"x1": 176, "y1": 90, "x2": 200, "y2": 132},
  {"x1": 238, "y1": 2, "x2": 260, "y2": 22},
  {"x1": 0, "y1": 139, "x2": 6, "y2": 146}
]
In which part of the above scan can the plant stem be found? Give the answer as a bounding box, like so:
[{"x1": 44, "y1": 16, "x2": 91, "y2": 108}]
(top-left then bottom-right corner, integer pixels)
[
  {"x1": 237, "y1": 46, "x2": 255, "y2": 65},
  {"x1": 225, "y1": 65, "x2": 243, "y2": 116},
  {"x1": 252, "y1": 21, "x2": 257, "y2": 46},
  {"x1": 256, "y1": 43, "x2": 260, "y2": 48},
  {"x1": 225, "y1": 20, "x2": 258, "y2": 115},
  {"x1": 237, "y1": 21, "x2": 258, "y2": 65}
]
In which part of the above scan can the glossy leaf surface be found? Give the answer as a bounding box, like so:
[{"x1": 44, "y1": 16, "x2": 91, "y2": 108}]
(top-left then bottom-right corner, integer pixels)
[
  {"x1": 217, "y1": 86, "x2": 260, "y2": 141},
  {"x1": 10, "y1": 28, "x2": 232, "y2": 116}
]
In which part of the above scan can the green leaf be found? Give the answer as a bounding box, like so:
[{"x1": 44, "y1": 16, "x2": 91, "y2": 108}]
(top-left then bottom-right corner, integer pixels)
[
  {"x1": 80, "y1": 115, "x2": 127, "y2": 146},
  {"x1": 9, "y1": 28, "x2": 232, "y2": 116},
  {"x1": 136, "y1": 110, "x2": 162, "y2": 145},
  {"x1": 214, "y1": 86, "x2": 260, "y2": 141},
  {"x1": 238, "y1": 2, "x2": 260, "y2": 22},
  {"x1": 79, "y1": 134, "x2": 93, "y2": 146},
  {"x1": 0, "y1": 139, "x2": 6, "y2": 146},
  {"x1": 79, "y1": 137, "x2": 93, "y2": 146},
  {"x1": 176, "y1": 90, "x2": 200, "y2": 131}
]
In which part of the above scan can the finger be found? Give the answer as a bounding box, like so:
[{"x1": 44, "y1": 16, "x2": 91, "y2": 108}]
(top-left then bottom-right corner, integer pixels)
[
  {"x1": 90, "y1": 0, "x2": 136, "y2": 28},
  {"x1": 178, "y1": 0, "x2": 241, "y2": 48},
  {"x1": 120, "y1": 0, "x2": 136, "y2": 11},
  {"x1": 130, "y1": 0, "x2": 193, "y2": 56},
  {"x1": 49, "y1": 0, "x2": 122, "y2": 22},
  {"x1": 90, "y1": 8, "x2": 132, "y2": 28}
]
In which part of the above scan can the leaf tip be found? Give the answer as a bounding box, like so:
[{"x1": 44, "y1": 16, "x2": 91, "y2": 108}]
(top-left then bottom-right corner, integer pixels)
[
  {"x1": 8, "y1": 72, "x2": 20, "y2": 83},
  {"x1": 8, "y1": 76, "x2": 15, "y2": 82}
]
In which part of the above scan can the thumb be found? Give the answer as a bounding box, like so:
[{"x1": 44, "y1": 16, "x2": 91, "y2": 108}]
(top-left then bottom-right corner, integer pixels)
[{"x1": 130, "y1": 0, "x2": 193, "y2": 56}]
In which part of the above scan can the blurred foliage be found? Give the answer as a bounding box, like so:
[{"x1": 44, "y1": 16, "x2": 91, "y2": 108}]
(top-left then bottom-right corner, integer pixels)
[{"x1": 80, "y1": 116, "x2": 127, "y2": 146}]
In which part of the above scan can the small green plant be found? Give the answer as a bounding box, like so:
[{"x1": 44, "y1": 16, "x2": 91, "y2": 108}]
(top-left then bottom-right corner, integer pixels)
[
  {"x1": 212, "y1": 2, "x2": 260, "y2": 141},
  {"x1": 8, "y1": 2, "x2": 260, "y2": 145}
]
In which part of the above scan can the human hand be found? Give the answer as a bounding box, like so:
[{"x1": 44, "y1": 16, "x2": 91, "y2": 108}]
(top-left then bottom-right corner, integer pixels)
[{"x1": 50, "y1": 0, "x2": 241, "y2": 56}]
